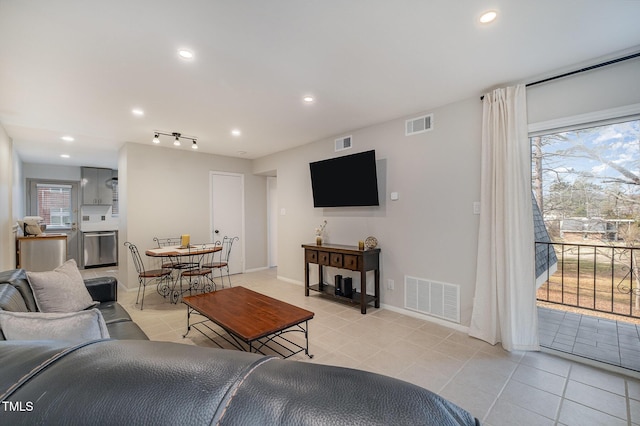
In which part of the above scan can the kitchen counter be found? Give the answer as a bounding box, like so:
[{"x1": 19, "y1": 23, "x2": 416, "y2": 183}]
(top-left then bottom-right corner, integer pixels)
[
  {"x1": 16, "y1": 234, "x2": 68, "y2": 271},
  {"x1": 17, "y1": 233, "x2": 67, "y2": 239}
]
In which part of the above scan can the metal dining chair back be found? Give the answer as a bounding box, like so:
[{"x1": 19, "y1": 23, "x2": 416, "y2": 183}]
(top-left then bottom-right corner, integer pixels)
[
  {"x1": 153, "y1": 237, "x2": 181, "y2": 247},
  {"x1": 203, "y1": 237, "x2": 238, "y2": 288},
  {"x1": 124, "y1": 241, "x2": 171, "y2": 310}
]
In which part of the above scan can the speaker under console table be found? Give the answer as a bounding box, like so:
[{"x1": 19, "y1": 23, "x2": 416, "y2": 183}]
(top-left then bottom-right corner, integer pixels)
[{"x1": 302, "y1": 243, "x2": 380, "y2": 314}]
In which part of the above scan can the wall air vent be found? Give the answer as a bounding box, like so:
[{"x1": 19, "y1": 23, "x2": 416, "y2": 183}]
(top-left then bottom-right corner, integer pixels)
[
  {"x1": 404, "y1": 275, "x2": 460, "y2": 323},
  {"x1": 405, "y1": 113, "x2": 433, "y2": 136},
  {"x1": 335, "y1": 135, "x2": 352, "y2": 152}
]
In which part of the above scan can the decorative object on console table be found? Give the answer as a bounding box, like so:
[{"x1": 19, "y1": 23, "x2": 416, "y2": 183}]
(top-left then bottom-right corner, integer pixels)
[
  {"x1": 358, "y1": 240, "x2": 364, "y2": 250},
  {"x1": 364, "y1": 236, "x2": 378, "y2": 249},
  {"x1": 302, "y1": 243, "x2": 380, "y2": 314},
  {"x1": 314, "y1": 220, "x2": 327, "y2": 246}
]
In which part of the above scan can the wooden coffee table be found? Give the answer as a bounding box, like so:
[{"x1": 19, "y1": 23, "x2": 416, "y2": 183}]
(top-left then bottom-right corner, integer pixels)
[{"x1": 182, "y1": 287, "x2": 314, "y2": 359}]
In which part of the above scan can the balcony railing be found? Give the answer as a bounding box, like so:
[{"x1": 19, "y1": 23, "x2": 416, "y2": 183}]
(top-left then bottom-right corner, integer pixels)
[{"x1": 536, "y1": 241, "x2": 640, "y2": 318}]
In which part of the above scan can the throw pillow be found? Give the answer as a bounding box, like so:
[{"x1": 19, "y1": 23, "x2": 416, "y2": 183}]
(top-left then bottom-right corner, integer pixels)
[
  {"x1": 0, "y1": 309, "x2": 110, "y2": 341},
  {"x1": 26, "y1": 259, "x2": 99, "y2": 312}
]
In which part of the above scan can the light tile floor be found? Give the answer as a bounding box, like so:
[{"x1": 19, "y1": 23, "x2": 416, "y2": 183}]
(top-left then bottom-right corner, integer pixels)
[{"x1": 83, "y1": 267, "x2": 640, "y2": 425}]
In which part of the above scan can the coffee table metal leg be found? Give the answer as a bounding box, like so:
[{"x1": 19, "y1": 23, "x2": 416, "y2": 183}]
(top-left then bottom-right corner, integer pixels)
[
  {"x1": 305, "y1": 320, "x2": 313, "y2": 358},
  {"x1": 183, "y1": 305, "x2": 191, "y2": 338}
]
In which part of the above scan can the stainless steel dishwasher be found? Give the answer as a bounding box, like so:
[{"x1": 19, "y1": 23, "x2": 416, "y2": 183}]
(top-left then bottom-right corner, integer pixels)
[{"x1": 82, "y1": 231, "x2": 118, "y2": 268}]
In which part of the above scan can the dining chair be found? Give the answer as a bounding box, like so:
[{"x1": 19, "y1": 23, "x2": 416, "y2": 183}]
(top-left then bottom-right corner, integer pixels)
[
  {"x1": 124, "y1": 241, "x2": 172, "y2": 310},
  {"x1": 180, "y1": 243, "x2": 218, "y2": 294},
  {"x1": 202, "y1": 236, "x2": 238, "y2": 288}
]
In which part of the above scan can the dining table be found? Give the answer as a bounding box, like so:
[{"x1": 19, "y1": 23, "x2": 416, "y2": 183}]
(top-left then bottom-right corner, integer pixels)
[{"x1": 145, "y1": 243, "x2": 222, "y2": 303}]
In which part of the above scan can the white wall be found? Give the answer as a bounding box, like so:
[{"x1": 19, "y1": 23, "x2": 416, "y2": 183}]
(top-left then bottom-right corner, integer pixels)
[
  {"x1": 527, "y1": 56, "x2": 640, "y2": 124},
  {"x1": 0, "y1": 123, "x2": 16, "y2": 270},
  {"x1": 254, "y1": 97, "x2": 483, "y2": 326},
  {"x1": 119, "y1": 143, "x2": 267, "y2": 290},
  {"x1": 253, "y1": 55, "x2": 640, "y2": 328}
]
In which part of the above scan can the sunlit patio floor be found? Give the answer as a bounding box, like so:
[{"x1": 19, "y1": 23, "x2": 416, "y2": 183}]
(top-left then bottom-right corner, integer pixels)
[{"x1": 539, "y1": 306, "x2": 640, "y2": 374}]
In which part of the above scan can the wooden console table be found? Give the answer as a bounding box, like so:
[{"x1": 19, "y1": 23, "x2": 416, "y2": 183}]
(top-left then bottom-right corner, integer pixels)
[{"x1": 302, "y1": 243, "x2": 380, "y2": 314}]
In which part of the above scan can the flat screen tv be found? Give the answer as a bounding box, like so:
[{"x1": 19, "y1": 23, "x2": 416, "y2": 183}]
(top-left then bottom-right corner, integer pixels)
[{"x1": 309, "y1": 150, "x2": 379, "y2": 207}]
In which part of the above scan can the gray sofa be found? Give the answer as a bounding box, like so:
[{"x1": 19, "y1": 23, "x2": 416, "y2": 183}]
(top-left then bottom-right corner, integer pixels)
[
  {"x1": 0, "y1": 269, "x2": 147, "y2": 340},
  {"x1": 0, "y1": 268, "x2": 479, "y2": 425}
]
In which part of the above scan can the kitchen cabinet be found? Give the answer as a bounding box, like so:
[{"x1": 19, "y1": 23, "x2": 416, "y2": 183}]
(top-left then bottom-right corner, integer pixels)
[
  {"x1": 16, "y1": 234, "x2": 67, "y2": 272},
  {"x1": 81, "y1": 167, "x2": 113, "y2": 205}
]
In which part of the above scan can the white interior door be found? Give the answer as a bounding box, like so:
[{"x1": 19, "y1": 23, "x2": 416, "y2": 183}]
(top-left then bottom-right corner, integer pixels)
[{"x1": 210, "y1": 172, "x2": 244, "y2": 274}]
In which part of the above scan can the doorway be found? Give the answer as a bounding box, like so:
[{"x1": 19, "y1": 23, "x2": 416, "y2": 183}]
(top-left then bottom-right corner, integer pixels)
[
  {"x1": 267, "y1": 176, "x2": 278, "y2": 268},
  {"x1": 26, "y1": 179, "x2": 80, "y2": 264},
  {"x1": 209, "y1": 171, "x2": 244, "y2": 275}
]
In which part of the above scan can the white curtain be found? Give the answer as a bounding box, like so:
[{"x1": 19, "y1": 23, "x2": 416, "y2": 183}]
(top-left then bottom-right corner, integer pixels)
[{"x1": 469, "y1": 85, "x2": 540, "y2": 352}]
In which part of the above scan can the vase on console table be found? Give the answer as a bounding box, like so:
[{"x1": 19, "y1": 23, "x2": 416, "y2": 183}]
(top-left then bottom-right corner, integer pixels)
[{"x1": 314, "y1": 220, "x2": 327, "y2": 246}]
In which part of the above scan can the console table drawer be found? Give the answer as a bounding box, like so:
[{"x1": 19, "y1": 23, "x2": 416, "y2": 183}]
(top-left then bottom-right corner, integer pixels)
[
  {"x1": 344, "y1": 255, "x2": 359, "y2": 271},
  {"x1": 330, "y1": 253, "x2": 343, "y2": 267},
  {"x1": 305, "y1": 249, "x2": 318, "y2": 263},
  {"x1": 318, "y1": 251, "x2": 330, "y2": 265}
]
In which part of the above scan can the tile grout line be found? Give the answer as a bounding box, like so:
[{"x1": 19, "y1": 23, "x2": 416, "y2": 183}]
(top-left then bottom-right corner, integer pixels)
[
  {"x1": 479, "y1": 353, "x2": 520, "y2": 424},
  {"x1": 626, "y1": 380, "x2": 632, "y2": 426},
  {"x1": 554, "y1": 363, "x2": 572, "y2": 425}
]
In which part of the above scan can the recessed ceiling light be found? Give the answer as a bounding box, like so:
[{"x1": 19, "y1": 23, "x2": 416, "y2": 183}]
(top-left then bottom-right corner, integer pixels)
[
  {"x1": 61, "y1": 135, "x2": 74, "y2": 142},
  {"x1": 132, "y1": 108, "x2": 144, "y2": 116},
  {"x1": 231, "y1": 129, "x2": 241, "y2": 136},
  {"x1": 178, "y1": 49, "x2": 194, "y2": 59},
  {"x1": 479, "y1": 11, "x2": 497, "y2": 24},
  {"x1": 303, "y1": 96, "x2": 314, "y2": 103},
  {"x1": 60, "y1": 154, "x2": 70, "y2": 158}
]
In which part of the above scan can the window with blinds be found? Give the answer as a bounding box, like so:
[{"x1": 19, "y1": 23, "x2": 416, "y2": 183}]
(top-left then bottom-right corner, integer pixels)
[{"x1": 36, "y1": 183, "x2": 73, "y2": 228}]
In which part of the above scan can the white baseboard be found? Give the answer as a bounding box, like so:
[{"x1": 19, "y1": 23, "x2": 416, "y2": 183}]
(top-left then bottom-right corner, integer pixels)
[
  {"x1": 277, "y1": 276, "x2": 303, "y2": 286},
  {"x1": 243, "y1": 266, "x2": 269, "y2": 273},
  {"x1": 380, "y1": 303, "x2": 470, "y2": 334}
]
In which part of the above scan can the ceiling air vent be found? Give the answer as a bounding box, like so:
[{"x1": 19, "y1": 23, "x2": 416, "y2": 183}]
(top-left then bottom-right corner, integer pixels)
[
  {"x1": 335, "y1": 135, "x2": 352, "y2": 152},
  {"x1": 405, "y1": 113, "x2": 433, "y2": 136}
]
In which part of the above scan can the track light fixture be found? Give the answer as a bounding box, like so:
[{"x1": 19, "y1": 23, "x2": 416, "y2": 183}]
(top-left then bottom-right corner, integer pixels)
[{"x1": 151, "y1": 131, "x2": 198, "y2": 149}]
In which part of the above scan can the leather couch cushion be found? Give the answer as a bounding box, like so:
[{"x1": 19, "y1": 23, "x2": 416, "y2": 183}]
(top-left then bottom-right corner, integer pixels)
[
  {"x1": 0, "y1": 269, "x2": 37, "y2": 312},
  {"x1": 0, "y1": 284, "x2": 29, "y2": 312},
  {"x1": 84, "y1": 276, "x2": 118, "y2": 302},
  {"x1": 105, "y1": 320, "x2": 148, "y2": 340},
  {"x1": 97, "y1": 301, "x2": 133, "y2": 324},
  {"x1": 0, "y1": 309, "x2": 110, "y2": 341},
  {"x1": 26, "y1": 260, "x2": 98, "y2": 312}
]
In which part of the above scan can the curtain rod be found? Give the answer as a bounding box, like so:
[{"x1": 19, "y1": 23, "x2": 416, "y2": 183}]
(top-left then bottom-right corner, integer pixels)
[{"x1": 480, "y1": 51, "x2": 640, "y2": 100}]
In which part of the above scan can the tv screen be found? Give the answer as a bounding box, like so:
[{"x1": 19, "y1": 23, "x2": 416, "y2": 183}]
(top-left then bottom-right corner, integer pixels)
[{"x1": 309, "y1": 150, "x2": 379, "y2": 207}]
